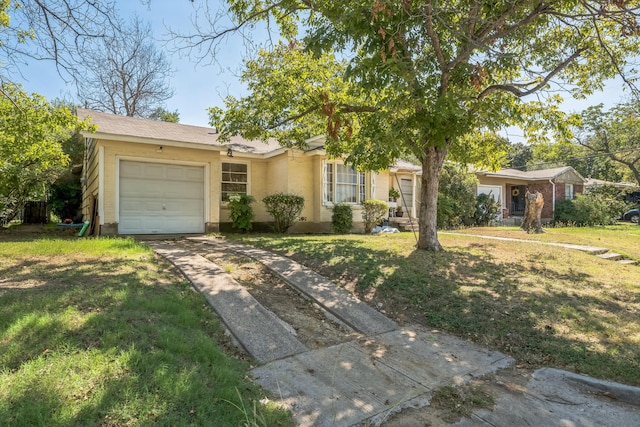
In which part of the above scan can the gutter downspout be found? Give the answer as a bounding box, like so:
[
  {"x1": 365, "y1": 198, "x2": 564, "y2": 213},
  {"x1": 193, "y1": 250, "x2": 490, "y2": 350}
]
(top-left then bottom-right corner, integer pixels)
[{"x1": 549, "y1": 178, "x2": 555, "y2": 219}]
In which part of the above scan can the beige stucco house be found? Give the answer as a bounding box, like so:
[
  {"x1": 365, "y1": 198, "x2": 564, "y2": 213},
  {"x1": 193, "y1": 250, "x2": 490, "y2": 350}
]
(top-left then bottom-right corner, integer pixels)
[
  {"x1": 77, "y1": 109, "x2": 421, "y2": 235},
  {"x1": 475, "y1": 166, "x2": 586, "y2": 222}
]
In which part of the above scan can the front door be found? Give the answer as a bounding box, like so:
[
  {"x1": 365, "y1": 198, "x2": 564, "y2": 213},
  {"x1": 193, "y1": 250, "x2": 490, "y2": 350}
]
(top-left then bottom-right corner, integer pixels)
[
  {"x1": 510, "y1": 185, "x2": 526, "y2": 216},
  {"x1": 399, "y1": 178, "x2": 413, "y2": 213}
]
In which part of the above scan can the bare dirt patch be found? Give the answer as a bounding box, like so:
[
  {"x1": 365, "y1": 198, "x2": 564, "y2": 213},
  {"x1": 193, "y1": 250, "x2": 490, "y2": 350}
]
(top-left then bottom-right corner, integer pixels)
[{"x1": 194, "y1": 242, "x2": 362, "y2": 350}]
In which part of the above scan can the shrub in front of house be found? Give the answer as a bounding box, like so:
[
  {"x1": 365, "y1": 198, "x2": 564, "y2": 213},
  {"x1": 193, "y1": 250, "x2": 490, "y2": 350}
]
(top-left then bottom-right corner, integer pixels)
[
  {"x1": 437, "y1": 163, "x2": 477, "y2": 228},
  {"x1": 362, "y1": 199, "x2": 389, "y2": 233},
  {"x1": 228, "y1": 194, "x2": 255, "y2": 232},
  {"x1": 262, "y1": 192, "x2": 305, "y2": 233},
  {"x1": 331, "y1": 204, "x2": 353, "y2": 233},
  {"x1": 554, "y1": 192, "x2": 627, "y2": 226},
  {"x1": 474, "y1": 193, "x2": 501, "y2": 226}
]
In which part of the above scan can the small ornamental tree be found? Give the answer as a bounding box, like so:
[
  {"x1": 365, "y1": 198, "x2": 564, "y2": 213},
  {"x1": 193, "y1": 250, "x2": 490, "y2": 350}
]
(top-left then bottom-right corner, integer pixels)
[
  {"x1": 474, "y1": 193, "x2": 501, "y2": 226},
  {"x1": 0, "y1": 83, "x2": 91, "y2": 225},
  {"x1": 362, "y1": 199, "x2": 388, "y2": 233},
  {"x1": 228, "y1": 194, "x2": 254, "y2": 232},
  {"x1": 331, "y1": 204, "x2": 352, "y2": 233},
  {"x1": 262, "y1": 192, "x2": 304, "y2": 233}
]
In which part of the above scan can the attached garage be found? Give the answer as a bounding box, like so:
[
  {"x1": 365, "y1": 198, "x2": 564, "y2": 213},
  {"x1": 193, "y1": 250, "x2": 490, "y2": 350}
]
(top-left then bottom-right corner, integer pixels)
[{"x1": 119, "y1": 160, "x2": 206, "y2": 234}]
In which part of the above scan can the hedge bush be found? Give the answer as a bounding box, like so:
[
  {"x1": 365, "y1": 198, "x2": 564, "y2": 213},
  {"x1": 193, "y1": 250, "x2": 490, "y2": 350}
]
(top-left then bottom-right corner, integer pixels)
[
  {"x1": 362, "y1": 199, "x2": 389, "y2": 233},
  {"x1": 437, "y1": 163, "x2": 477, "y2": 228},
  {"x1": 331, "y1": 204, "x2": 353, "y2": 233},
  {"x1": 262, "y1": 192, "x2": 305, "y2": 233},
  {"x1": 554, "y1": 192, "x2": 627, "y2": 226},
  {"x1": 228, "y1": 194, "x2": 255, "y2": 232}
]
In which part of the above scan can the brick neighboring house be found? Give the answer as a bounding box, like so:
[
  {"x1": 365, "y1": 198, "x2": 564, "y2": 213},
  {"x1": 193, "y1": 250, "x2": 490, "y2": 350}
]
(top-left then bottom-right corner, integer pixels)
[{"x1": 475, "y1": 166, "x2": 586, "y2": 222}]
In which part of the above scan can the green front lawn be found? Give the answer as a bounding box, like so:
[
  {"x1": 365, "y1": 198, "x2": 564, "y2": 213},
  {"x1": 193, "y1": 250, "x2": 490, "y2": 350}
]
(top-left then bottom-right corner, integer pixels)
[
  {"x1": 0, "y1": 237, "x2": 291, "y2": 427},
  {"x1": 230, "y1": 225, "x2": 640, "y2": 386},
  {"x1": 455, "y1": 223, "x2": 640, "y2": 261}
]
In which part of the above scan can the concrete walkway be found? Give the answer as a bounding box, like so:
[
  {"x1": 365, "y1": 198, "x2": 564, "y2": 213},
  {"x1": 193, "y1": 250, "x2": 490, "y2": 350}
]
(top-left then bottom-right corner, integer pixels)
[
  {"x1": 442, "y1": 232, "x2": 638, "y2": 264},
  {"x1": 149, "y1": 237, "x2": 640, "y2": 426},
  {"x1": 149, "y1": 241, "x2": 307, "y2": 363}
]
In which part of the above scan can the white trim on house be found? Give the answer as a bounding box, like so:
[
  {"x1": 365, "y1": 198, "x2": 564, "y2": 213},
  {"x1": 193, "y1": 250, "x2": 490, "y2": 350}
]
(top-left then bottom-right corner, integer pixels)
[
  {"x1": 370, "y1": 173, "x2": 376, "y2": 201},
  {"x1": 220, "y1": 159, "x2": 251, "y2": 203},
  {"x1": 322, "y1": 160, "x2": 366, "y2": 206},
  {"x1": 86, "y1": 132, "x2": 225, "y2": 153},
  {"x1": 98, "y1": 146, "x2": 105, "y2": 225}
]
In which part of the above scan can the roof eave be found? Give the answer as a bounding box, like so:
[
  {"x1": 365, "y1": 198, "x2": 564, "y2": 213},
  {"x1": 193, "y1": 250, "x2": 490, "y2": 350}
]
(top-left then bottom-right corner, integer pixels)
[{"x1": 81, "y1": 131, "x2": 227, "y2": 152}]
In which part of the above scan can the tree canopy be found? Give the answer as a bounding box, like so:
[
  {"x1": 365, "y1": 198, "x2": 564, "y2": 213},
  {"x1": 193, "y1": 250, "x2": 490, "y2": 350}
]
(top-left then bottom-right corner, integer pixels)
[
  {"x1": 77, "y1": 17, "x2": 174, "y2": 118},
  {"x1": 572, "y1": 102, "x2": 640, "y2": 185},
  {"x1": 0, "y1": 0, "x2": 119, "y2": 80},
  {"x1": 149, "y1": 107, "x2": 180, "y2": 123},
  {"x1": 0, "y1": 83, "x2": 93, "y2": 224},
  {"x1": 203, "y1": 1, "x2": 640, "y2": 250}
]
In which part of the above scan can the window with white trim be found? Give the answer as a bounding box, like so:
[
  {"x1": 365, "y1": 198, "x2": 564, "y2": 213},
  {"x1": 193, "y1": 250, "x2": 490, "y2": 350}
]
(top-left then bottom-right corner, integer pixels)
[
  {"x1": 323, "y1": 162, "x2": 365, "y2": 204},
  {"x1": 221, "y1": 162, "x2": 248, "y2": 201},
  {"x1": 566, "y1": 183, "x2": 574, "y2": 200}
]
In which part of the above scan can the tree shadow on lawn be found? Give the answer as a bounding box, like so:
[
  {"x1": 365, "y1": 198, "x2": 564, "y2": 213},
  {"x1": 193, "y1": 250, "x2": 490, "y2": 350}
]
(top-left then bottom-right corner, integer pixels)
[
  {"x1": 242, "y1": 236, "x2": 640, "y2": 386},
  {"x1": 0, "y1": 255, "x2": 291, "y2": 426}
]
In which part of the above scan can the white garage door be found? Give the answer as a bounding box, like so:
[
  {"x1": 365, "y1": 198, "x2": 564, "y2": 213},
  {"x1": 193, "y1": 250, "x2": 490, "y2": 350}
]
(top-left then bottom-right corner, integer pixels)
[{"x1": 119, "y1": 161, "x2": 205, "y2": 234}]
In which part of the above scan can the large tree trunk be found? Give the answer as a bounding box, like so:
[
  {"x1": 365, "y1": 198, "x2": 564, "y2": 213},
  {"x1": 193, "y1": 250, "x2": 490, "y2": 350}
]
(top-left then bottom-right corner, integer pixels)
[
  {"x1": 521, "y1": 190, "x2": 545, "y2": 233},
  {"x1": 417, "y1": 146, "x2": 448, "y2": 251}
]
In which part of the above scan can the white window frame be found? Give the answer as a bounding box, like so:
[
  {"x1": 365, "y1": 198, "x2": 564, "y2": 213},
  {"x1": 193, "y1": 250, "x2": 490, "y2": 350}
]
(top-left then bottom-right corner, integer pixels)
[
  {"x1": 566, "y1": 183, "x2": 574, "y2": 200},
  {"x1": 322, "y1": 160, "x2": 366, "y2": 205},
  {"x1": 221, "y1": 161, "x2": 250, "y2": 202}
]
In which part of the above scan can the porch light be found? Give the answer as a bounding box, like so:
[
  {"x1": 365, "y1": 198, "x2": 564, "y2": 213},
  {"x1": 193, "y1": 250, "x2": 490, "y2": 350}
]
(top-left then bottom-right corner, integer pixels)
[{"x1": 227, "y1": 148, "x2": 233, "y2": 157}]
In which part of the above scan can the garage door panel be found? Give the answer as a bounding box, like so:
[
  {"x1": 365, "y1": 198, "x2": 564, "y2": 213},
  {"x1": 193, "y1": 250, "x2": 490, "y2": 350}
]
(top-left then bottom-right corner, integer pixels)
[
  {"x1": 186, "y1": 168, "x2": 204, "y2": 180},
  {"x1": 119, "y1": 161, "x2": 205, "y2": 234},
  {"x1": 164, "y1": 200, "x2": 203, "y2": 212},
  {"x1": 120, "y1": 162, "x2": 144, "y2": 178},
  {"x1": 144, "y1": 164, "x2": 165, "y2": 179},
  {"x1": 164, "y1": 166, "x2": 184, "y2": 180},
  {"x1": 162, "y1": 182, "x2": 203, "y2": 198},
  {"x1": 166, "y1": 218, "x2": 203, "y2": 231}
]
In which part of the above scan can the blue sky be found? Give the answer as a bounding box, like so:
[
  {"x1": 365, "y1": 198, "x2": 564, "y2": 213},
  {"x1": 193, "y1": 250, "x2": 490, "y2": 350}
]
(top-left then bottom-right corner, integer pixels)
[
  {"x1": 16, "y1": 0, "x2": 633, "y2": 137},
  {"x1": 19, "y1": 0, "x2": 249, "y2": 127}
]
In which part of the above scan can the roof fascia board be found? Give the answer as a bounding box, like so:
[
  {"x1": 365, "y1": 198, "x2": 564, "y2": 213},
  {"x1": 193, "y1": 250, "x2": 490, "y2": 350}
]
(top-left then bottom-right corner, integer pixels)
[
  {"x1": 82, "y1": 132, "x2": 225, "y2": 152},
  {"x1": 263, "y1": 148, "x2": 290, "y2": 159},
  {"x1": 303, "y1": 149, "x2": 326, "y2": 157}
]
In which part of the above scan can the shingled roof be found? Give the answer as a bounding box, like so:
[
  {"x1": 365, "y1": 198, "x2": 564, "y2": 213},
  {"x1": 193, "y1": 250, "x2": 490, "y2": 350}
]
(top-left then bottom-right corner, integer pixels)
[
  {"x1": 478, "y1": 166, "x2": 585, "y2": 181},
  {"x1": 76, "y1": 108, "x2": 284, "y2": 155}
]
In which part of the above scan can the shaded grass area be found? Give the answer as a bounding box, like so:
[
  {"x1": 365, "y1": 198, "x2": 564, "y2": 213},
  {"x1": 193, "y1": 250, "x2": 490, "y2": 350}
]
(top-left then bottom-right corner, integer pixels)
[
  {"x1": 0, "y1": 237, "x2": 291, "y2": 427},
  {"x1": 230, "y1": 232, "x2": 640, "y2": 386}
]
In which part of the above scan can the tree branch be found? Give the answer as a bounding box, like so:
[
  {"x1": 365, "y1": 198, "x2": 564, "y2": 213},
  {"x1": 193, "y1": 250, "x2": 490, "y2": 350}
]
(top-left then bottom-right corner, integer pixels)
[{"x1": 477, "y1": 48, "x2": 586, "y2": 99}]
